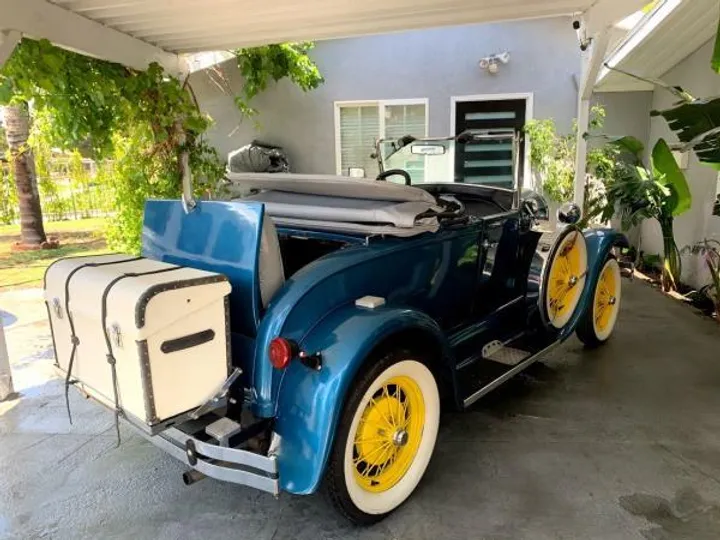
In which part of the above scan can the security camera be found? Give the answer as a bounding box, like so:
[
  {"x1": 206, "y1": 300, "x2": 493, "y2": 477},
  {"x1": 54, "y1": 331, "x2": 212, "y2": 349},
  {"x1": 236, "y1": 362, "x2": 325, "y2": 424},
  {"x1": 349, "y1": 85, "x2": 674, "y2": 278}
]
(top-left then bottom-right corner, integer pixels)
[{"x1": 572, "y1": 19, "x2": 581, "y2": 30}]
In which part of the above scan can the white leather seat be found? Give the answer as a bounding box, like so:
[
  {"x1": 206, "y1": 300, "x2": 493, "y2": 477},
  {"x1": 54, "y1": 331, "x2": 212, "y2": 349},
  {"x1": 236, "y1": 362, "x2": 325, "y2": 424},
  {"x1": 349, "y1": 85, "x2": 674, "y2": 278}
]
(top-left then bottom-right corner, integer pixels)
[{"x1": 258, "y1": 214, "x2": 285, "y2": 308}]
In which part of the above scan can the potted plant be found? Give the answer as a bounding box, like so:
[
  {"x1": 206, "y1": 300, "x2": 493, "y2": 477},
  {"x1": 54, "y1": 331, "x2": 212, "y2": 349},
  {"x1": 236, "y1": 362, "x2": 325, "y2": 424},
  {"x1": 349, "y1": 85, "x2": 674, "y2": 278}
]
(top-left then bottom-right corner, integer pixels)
[{"x1": 682, "y1": 239, "x2": 720, "y2": 321}]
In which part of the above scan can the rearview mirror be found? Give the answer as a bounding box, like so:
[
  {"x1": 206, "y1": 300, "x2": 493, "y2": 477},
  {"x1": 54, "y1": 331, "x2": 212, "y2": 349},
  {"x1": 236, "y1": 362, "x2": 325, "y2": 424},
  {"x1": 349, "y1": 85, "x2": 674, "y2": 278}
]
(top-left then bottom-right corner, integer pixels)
[{"x1": 411, "y1": 144, "x2": 446, "y2": 156}]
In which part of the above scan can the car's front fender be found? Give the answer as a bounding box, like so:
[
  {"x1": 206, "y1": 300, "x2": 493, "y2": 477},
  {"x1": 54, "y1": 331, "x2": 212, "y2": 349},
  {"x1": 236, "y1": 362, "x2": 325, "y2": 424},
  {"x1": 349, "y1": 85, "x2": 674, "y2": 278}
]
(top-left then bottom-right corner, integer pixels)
[
  {"x1": 272, "y1": 304, "x2": 449, "y2": 495},
  {"x1": 560, "y1": 228, "x2": 628, "y2": 339}
]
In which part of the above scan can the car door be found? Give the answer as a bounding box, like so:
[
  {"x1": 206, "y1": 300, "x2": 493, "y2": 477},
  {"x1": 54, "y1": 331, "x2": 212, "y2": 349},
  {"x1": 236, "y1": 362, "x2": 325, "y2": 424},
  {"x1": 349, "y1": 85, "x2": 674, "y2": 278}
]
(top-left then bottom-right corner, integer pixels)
[{"x1": 474, "y1": 212, "x2": 524, "y2": 319}]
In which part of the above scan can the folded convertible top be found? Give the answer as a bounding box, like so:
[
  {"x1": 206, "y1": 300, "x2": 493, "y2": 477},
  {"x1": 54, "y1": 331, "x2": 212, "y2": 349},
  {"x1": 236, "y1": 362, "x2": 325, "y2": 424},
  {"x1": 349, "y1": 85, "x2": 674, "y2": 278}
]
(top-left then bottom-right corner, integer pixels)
[{"x1": 225, "y1": 172, "x2": 437, "y2": 204}]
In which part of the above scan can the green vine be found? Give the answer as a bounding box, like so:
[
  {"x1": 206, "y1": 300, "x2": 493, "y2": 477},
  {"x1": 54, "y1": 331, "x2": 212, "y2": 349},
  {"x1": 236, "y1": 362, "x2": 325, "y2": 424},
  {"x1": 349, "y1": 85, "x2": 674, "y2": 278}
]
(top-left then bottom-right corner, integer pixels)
[
  {"x1": 0, "y1": 38, "x2": 323, "y2": 251},
  {"x1": 233, "y1": 42, "x2": 324, "y2": 117},
  {"x1": 0, "y1": 38, "x2": 224, "y2": 252}
]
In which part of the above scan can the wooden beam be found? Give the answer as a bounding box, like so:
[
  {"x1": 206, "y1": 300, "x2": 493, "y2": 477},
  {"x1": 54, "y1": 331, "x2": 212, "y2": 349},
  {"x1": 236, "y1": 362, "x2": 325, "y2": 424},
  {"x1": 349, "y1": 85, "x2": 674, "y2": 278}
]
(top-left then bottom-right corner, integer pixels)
[{"x1": 0, "y1": 0, "x2": 183, "y2": 75}]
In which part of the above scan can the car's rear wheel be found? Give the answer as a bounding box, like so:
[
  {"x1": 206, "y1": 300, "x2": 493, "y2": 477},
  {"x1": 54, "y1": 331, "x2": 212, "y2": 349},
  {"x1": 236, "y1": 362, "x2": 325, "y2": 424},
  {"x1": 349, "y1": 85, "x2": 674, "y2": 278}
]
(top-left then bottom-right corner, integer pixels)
[
  {"x1": 324, "y1": 352, "x2": 440, "y2": 525},
  {"x1": 576, "y1": 256, "x2": 622, "y2": 347}
]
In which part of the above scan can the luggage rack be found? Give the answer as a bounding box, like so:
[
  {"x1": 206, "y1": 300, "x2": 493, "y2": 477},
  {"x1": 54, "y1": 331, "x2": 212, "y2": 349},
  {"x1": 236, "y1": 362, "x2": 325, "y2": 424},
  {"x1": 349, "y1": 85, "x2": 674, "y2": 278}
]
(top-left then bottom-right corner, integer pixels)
[
  {"x1": 129, "y1": 409, "x2": 280, "y2": 495},
  {"x1": 125, "y1": 367, "x2": 279, "y2": 495}
]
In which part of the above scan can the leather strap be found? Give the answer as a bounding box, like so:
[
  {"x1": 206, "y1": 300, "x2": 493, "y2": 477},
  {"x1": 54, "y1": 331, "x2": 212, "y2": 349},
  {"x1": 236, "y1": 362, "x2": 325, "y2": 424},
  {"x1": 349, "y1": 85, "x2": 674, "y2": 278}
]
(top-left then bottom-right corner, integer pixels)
[
  {"x1": 99, "y1": 266, "x2": 181, "y2": 446},
  {"x1": 62, "y1": 256, "x2": 142, "y2": 424}
]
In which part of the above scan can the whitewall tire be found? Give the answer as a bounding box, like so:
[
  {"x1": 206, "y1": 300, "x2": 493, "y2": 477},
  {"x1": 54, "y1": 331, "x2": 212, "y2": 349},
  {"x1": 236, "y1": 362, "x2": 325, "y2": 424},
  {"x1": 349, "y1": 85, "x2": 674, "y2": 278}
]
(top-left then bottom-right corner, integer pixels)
[
  {"x1": 576, "y1": 256, "x2": 622, "y2": 347},
  {"x1": 324, "y1": 353, "x2": 440, "y2": 524}
]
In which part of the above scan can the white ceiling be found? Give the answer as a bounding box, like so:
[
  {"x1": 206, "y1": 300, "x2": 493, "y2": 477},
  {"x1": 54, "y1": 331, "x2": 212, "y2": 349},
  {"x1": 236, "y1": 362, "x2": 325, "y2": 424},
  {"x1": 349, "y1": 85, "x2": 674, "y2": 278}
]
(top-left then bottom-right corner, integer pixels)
[
  {"x1": 48, "y1": 0, "x2": 597, "y2": 53},
  {"x1": 596, "y1": 0, "x2": 720, "y2": 91}
]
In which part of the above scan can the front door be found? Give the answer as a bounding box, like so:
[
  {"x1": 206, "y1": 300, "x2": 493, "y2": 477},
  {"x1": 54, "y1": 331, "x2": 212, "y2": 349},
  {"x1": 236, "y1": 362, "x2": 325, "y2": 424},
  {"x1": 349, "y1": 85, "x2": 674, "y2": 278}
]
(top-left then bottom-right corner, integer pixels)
[{"x1": 453, "y1": 99, "x2": 526, "y2": 189}]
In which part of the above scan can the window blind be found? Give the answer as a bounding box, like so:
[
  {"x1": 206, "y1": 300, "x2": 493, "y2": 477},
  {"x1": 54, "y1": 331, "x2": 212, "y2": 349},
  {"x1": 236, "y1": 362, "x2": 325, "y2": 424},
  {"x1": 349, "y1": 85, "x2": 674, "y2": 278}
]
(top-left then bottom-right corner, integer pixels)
[
  {"x1": 339, "y1": 105, "x2": 380, "y2": 178},
  {"x1": 337, "y1": 101, "x2": 427, "y2": 178}
]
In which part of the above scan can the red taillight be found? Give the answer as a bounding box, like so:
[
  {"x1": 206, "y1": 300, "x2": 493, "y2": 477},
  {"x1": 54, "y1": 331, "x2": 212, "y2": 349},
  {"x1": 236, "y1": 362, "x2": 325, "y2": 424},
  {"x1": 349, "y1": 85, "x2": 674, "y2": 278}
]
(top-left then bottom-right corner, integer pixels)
[{"x1": 269, "y1": 337, "x2": 295, "y2": 369}]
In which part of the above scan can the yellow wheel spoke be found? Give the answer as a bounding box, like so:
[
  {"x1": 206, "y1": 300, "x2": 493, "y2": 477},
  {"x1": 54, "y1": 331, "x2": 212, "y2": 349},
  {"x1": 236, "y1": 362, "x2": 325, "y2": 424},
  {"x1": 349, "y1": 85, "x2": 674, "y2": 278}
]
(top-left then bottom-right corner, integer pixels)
[
  {"x1": 369, "y1": 395, "x2": 393, "y2": 428},
  {"x1": 355, "y1": 436, "x2": 387, "y2": 445},
  {"x1": 354, "y1": 440, "x2": 392, "y2": 466},
  {"x1": 385, "y1": 386, "x2": 399, "y2": 427},
  {"x1": 351, "y1": 374, "x2": 426, "y2": 493}
]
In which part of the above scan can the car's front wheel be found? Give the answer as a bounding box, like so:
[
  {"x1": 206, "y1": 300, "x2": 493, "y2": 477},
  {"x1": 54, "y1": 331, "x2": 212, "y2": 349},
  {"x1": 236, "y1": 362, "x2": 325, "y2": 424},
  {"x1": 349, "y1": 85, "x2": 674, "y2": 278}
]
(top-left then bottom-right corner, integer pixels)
[
  {"x1": 576, "y1": 256, "x2": 622, "y2": 347},
  {"x1": 324, "y1": 352, "x2": 440, "y2": 525}
]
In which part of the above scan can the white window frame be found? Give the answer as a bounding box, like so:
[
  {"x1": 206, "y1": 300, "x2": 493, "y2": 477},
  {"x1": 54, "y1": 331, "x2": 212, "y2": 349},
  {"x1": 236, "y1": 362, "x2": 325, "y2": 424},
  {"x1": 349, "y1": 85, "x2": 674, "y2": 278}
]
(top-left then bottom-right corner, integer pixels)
[
  {"x1": 334, "y1": 98, "x2": 429, "y2": 176},
  {"x1": 450, "y1": 92, "x2": 534, "y2": 190}
]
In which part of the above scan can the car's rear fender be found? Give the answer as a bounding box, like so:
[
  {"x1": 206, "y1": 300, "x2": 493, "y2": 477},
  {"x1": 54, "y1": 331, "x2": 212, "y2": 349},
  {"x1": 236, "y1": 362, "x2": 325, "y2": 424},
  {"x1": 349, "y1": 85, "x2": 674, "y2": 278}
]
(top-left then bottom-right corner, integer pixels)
[
  {"x1": 559, "y1": 228, "x2": 628, "y2": 340},
  {"x1": 272, "y1": 304, "x2": 451, "y2": 495}
]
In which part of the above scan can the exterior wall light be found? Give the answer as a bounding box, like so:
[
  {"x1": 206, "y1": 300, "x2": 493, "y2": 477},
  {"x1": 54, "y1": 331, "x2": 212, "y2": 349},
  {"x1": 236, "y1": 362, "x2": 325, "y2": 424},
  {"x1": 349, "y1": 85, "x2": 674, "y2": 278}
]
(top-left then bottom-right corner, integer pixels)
[{"x1": 479, "y1": 51, "x2": 510, "y2": 74}]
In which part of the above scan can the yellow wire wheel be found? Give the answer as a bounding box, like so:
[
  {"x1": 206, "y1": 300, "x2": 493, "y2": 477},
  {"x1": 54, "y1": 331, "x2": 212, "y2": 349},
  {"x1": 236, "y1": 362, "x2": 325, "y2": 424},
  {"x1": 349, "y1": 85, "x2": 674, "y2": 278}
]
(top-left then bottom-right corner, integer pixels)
[
  {"x1": 328, "y1": 357, "x2": 440, "y2": 523},
  {"x1": 544, "y1": 228, "x2": 589, "y2": 329},
  {"x1": 591, "y1": 257, "x2": 622, "y2": 341},
  {"x1": 351, "y1": 375, "x2": 425, "y2": 493},
  {"x1": 576, "y1": 256, "x2": 622, "y2": 347}
]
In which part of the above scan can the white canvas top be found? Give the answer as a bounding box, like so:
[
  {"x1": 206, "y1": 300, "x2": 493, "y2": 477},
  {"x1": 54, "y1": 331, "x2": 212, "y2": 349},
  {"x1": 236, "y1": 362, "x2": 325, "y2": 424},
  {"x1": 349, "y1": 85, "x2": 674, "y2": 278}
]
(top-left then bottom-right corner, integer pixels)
[
  {"x1": 225, "y1": 172, "x2": 437, "y2": 204},
  {"x1": 244, "y1": 191, "x2": 437, "y2": 229}
]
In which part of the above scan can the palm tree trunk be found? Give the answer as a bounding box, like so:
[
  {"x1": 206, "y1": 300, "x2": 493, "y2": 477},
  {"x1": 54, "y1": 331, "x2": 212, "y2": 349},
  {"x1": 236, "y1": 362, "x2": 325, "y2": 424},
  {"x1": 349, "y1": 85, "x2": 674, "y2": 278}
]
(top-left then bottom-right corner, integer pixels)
[
  {"x1": 3, "y1": 102, "x2": 46, "y2": 247},
  {"x1": 659, "y1": 216, "x2": 680, "y2": 292}
]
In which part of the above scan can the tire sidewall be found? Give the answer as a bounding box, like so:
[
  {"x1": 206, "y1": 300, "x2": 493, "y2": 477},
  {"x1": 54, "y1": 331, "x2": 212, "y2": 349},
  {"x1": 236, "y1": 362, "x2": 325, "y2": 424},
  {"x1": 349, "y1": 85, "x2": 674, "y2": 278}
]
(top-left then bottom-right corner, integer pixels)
[
  {"x1": 326, "y1": 354, "x2": 440, "y2": 522},
  {"x1": 541, "y1": 227, "x2": 588, "y2": 329},
  {"x1": 592, "y1": 257, "x2": 622, "y2": 342}
]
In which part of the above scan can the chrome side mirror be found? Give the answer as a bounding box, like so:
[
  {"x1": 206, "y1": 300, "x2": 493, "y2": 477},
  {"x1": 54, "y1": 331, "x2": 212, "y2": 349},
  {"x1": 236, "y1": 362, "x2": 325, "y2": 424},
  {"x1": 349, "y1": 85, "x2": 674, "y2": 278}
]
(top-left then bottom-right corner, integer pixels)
[{"x1": 557, "y1": 202, "x2": 581, "y2": 225}]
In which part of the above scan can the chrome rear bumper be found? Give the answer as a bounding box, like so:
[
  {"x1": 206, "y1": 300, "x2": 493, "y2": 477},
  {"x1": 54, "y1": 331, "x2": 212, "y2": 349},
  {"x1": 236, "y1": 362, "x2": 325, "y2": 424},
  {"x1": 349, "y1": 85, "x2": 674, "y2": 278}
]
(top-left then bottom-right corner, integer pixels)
[{"x1": 134, "y1": 424, "x2": 279, "y2": 495}]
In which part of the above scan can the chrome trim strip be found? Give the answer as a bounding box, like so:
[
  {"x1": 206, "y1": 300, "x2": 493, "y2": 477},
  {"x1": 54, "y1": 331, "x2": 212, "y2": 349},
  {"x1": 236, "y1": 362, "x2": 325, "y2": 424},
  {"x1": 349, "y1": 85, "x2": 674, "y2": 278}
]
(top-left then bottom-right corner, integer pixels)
[
  {"x1": 462, "y1": 340, "x2": 561, "y2": 408},
  {"x1": 164, "y1": 427, "x2": 276, "y2": 474},
  {"x1": 133, "y1": 423, "x2": 280, "y2": 495}
]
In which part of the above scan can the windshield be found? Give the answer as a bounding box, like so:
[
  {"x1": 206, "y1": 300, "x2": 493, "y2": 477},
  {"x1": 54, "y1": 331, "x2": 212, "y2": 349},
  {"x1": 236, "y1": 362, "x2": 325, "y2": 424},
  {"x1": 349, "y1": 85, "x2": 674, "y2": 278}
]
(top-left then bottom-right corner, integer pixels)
[{"x1": 379, "y1": 134, "x2": 517, "y2": 189}]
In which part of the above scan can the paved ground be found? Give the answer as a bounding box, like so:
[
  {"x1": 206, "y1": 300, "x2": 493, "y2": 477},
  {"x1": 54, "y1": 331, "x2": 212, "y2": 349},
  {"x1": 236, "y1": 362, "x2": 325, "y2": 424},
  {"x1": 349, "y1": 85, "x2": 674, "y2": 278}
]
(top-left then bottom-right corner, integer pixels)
[{"x1": 2, "y1": 282, "x2": 720, "y2": 540}]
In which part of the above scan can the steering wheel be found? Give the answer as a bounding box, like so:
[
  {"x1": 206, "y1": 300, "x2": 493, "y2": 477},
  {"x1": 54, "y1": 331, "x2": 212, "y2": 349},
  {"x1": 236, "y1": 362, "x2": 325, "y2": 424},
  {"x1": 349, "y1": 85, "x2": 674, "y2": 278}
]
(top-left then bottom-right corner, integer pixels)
[{"x1": 377, "y1": 169, "x2": 411, "y2": 186}]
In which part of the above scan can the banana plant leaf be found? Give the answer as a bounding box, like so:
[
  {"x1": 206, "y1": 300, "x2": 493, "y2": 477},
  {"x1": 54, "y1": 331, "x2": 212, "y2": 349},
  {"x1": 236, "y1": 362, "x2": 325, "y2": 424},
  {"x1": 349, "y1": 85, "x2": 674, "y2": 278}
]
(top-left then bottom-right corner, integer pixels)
[
  {"x1": 603, "y1": 63, "x2": 720, "y2": 168},
  {"x1": 713, "y1": 16, "x2": 720, "y2": 74},
  {"x1": 651, "y1": 138, "x2": 692, "y2": 216},
  {"x1": 584, "y1": 133, "x2": 644, "y2": 162},
  {"x1": 651, "y1": 97, "x2": 720, "y2": 169}
]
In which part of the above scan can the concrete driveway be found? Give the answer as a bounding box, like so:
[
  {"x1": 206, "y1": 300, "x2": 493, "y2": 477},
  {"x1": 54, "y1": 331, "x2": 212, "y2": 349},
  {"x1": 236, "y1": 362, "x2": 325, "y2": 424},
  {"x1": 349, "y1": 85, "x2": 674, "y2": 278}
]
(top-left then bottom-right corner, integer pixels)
[{"x1": 2, "y1": 281, "x2": 720, "y2": 540}]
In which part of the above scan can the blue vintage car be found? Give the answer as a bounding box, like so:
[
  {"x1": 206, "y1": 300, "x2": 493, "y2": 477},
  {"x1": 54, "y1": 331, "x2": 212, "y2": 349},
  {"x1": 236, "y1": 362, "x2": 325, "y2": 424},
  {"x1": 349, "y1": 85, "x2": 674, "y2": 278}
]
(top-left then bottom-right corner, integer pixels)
[{"x1": 47, "y1": 131, "x2": 626, "y2": 525}]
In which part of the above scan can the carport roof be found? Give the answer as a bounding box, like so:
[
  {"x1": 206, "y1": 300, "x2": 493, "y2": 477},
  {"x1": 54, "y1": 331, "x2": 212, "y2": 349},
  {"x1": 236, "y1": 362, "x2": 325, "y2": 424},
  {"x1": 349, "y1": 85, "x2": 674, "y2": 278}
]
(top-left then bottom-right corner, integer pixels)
[
  {"x1": 596, "y1": 0, "x2": 720, "y2": 91},
  {"x1": 0, "y1": 0, "x2": 646, "y2": 73}
]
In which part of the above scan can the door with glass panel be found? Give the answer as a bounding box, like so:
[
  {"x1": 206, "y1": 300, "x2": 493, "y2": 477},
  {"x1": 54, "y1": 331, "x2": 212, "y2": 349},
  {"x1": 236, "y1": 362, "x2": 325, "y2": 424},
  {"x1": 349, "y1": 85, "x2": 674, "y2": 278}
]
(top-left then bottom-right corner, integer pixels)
[{"x1": 453, "y1": 99, "x2": 526, "y2": 189}]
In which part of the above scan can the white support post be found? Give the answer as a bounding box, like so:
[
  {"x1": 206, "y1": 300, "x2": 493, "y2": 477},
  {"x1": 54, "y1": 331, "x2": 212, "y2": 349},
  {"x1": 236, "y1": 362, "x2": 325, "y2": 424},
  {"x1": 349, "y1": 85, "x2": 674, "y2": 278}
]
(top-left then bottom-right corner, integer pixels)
[
  {"x1": 573, "y1": 26, "x2": 611, "y2": 210},
  {"x1": 0, "y1": 318, "x2": 14, "y2": 401},
  {"x1": 571, "y1": 0, "x2": 647, "y2": 210},
  {"x1": 0, "y1": 29, "x2": 20, "y2": 65},
  {"x1": 573, "y1": 98, "x2": 591, "y2": 208}
]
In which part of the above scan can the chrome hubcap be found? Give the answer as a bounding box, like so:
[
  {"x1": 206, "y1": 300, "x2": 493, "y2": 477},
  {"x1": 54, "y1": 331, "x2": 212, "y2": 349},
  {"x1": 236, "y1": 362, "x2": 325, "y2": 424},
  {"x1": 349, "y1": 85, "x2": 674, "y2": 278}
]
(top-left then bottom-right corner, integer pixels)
[
  {"x1": 608, "y1": 296, "x2": 617, "y2": 305},
  {"x1": 568, "y1": 275, "x2": 578, "y2": 287},
  {"x1": 392, "y1": 429, "x2": 409, "y2": 447}
]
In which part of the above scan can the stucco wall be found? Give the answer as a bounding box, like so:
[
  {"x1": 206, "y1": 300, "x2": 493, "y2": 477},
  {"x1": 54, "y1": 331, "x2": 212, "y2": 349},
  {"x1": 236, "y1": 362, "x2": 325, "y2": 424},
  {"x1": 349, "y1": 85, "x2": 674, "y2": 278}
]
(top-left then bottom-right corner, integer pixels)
[
  {"x1": 593, "y1": 91, "x2": 652, "y2": 146},
  {"x1": 191, "y1": 17, "x2": 582, "y2": 175},
  {"x1": 643, "y1": 39, "x2": 720, "y2": 287}
]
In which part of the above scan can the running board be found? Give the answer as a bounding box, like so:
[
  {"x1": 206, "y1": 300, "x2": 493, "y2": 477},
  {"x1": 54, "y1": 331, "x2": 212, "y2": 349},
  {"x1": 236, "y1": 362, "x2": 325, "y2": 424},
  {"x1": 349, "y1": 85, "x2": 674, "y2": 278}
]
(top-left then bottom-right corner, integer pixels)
[
  {"x1": 482, "y1": 340, "x2": 531, "y2": 366},
  {"x1": 463, "y1": 341, "x2": 561, "y2": 408}
]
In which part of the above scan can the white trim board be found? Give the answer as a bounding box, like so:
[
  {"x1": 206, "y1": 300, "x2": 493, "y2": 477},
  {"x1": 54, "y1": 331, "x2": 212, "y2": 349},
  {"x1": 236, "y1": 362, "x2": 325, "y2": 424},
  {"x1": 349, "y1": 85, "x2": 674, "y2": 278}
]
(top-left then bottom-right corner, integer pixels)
[
  {"x1": 450, "y1": 92, "x2": 534, "y2": 190},
  {"x1": 333, "y1": 98, "x2": 430, "y2": 176}
]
